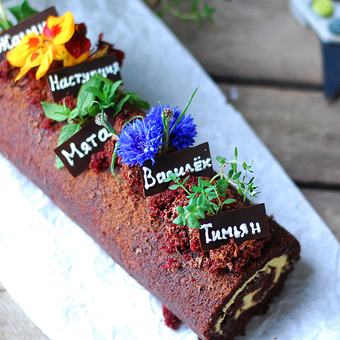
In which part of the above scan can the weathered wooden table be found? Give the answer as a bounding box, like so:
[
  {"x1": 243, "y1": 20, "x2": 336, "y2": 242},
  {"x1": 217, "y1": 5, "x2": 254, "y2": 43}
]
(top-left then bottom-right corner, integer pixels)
[{"x1": 1, "y1": 0, "x2": 339, "y2": 338}]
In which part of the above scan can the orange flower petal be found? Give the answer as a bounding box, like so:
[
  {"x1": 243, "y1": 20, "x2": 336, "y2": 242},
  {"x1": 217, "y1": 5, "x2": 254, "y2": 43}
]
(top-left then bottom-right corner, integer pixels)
[
  {"x1": 43, "y1": 12, "x2": 75, "y2": 45},
  {"x1": 7, "y1": 33, "x2": 43, "y2": 68}
]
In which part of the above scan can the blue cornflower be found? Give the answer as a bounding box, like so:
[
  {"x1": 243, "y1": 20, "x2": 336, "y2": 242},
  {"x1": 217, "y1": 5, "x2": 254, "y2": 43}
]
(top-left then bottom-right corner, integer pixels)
[
  {"x1": 147, "y1": 105, "x2": 197, "y2": 150},
  {"x1": 116, "y1": 117, "x2": 163, "y2": 166},
  {"x1": 117, "y1": 104, "x2": 197, "y2": 167},
  {"x1": 169, "y1": 106, "x2": 197, "y2": 150}
]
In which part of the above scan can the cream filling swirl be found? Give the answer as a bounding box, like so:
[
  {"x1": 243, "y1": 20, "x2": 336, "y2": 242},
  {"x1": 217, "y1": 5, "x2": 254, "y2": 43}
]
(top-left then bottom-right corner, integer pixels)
[{"x1": 215, "y1": 254, "x2": 288, "y2": 334}]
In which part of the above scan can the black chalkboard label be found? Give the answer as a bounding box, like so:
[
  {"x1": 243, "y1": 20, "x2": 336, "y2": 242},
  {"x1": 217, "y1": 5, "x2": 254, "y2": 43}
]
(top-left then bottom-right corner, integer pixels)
[
  {"x1": 198, "y1": 203, "x2": 270, "y2": 251},
  {"x1": 0, "y1": 7, "x2": 57, "y2": 62},
  {"x1": 54, "y1": 108, "x2": 116, "y2": 177},
  {"x1": 47, "y1": 53, "x2": 122, "y2": 102},
  {"x1": 140, "y1": 142, "x2": 214, "y2": 196}
]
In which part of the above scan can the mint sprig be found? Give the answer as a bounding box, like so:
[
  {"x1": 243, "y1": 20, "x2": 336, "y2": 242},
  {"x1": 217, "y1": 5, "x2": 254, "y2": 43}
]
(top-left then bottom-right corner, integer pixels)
[
  {"x1": 164, "y1": 148, "x2": 259, "y2": 229},
  {"x1": 41, "y1": 75, "x2": 150, "y2": 168}
]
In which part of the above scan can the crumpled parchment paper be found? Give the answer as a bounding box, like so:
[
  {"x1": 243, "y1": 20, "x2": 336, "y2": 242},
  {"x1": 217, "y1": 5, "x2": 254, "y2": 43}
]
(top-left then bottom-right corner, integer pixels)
[{"x1": 0, "y1": 0, "x2": 339, "y2": 339}]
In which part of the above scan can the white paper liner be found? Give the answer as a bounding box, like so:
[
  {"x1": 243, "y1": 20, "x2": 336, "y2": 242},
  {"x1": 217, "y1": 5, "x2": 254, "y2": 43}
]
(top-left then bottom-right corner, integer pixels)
[{"x1": 0, "y1": 0, "x2": 339, "y2": 339}]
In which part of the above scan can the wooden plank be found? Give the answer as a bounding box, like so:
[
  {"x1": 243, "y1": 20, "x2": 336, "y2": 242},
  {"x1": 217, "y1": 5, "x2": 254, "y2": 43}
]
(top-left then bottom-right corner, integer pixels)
[
  {"x1": 157, "y1": 0, "x2": 323, "y2": 84},
  {"x1": 219, "y1": 84, "x2": 340, "y2": 184},
  {"x1": 301, "y1": 189, "x2": 340, "y2": 241},
  {"x1": 0, "y1": 281, "x2": 49, "y2": 340}
]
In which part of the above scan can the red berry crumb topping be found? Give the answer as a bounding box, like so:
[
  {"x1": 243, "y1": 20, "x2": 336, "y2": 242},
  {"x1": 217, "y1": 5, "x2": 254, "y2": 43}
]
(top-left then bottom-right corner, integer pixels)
[
  {"x1": 89, "y1": 151, "x2": 109, "y2": 174},
  {"x1": 162, "y1": 305, "x2": 181, "y2": 330}
]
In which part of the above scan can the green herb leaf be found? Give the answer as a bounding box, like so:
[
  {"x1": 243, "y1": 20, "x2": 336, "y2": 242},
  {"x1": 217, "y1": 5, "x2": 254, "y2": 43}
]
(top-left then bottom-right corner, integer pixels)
[
  {"x1": 58, "y1": 123, "x2": 81, "y2": 146},
  {"x1": 113, "y1": 95, "x2": 130, "y2": 115},
  {"x1": 77, "y1": 76, "x2": 102, "y2": 113},
  {"x1": 0, "y1": 18, "x2": 11, "y2": 30},
  {"x1": 163, "y1": 173, "x2": 176, "y2": 182},
  {"x1": 196, "y1": 209, "x2": 205, "y2": 219},
  {"x1": 187, "y1": 198, "x2": 197, "y2": 213},
  {"x1": 191, "y1": 185, "x2": 201, "y2": 193},
  {"x1": 212, "y1": 202, "x2": 220, "y2": 213},
  {"x1": 8, "y1": 1, "x2": 38, "y2": 23},
  {"x1": 85, "y1": 86, "x2": 107, "y2": 103},
  {"x1": 206, "y1": 191, "x2": 217, "y2": 201},
  {"x1": 228, "y1": 169, "x2": 233, "y2": 178},
  {"x1": 232, "y1": 172, "x2": 241, "y2": 180},
  {"x1": 103, "y1": 83, "x2": 111, "y2": 96},
  {"x1": 56, "y1": 156, "x2": 64, "y2": 169},
  {"x1": 8, "y1": 6, "x2": 22, "y2": 22},
  {"x1": 108, "y1": 80, "x2": 123, "y2": 101},
  {"x1": 41, "y1": 102, "x2": 70, "y2": 121},
  {"x1": 125, "y1": 91, "x2": 150, "y2": 110},
  {"x1": 216, "y1": 178, "x2": 228, "y2": 195},
  {"x1": 216, "y1": 156, "x2": 226, "y2": 164},
  {"x1": 68, "y1": 108, "x2": 80, "y2": 122},
  {"x1": 170, "y1": 86, "x2": 198, "y2": 133},
  {"x1": 224, "y1": 198, "x2": 236, "y2": 205},
  {"x1": 86, "y1": 105, "x2": 101, "y2": 118},
  {"x1": 188, "y1": 214, "x2": 200, "y2": 229},
  {"x1": 182, "y1": 176, "x2": 190, "y2": 185},
  {"x1": 173, "y1": 215, "x2": 186, "y2": 226},
  {"x1": 177, "y1": 206, "x2": 185, "y2": 215},
  {"x1": 234, "y1": 147, "x2": 238, "y2": 158},
  {"x1": 197, "y1": 194, "x2": 205, "y2": 206},
  {"x1": 0, "y1": 0, "x2": 12, "y2": 30},
  {"x1": 167, "y1": 149, "x2": 259, "y2": 228}
]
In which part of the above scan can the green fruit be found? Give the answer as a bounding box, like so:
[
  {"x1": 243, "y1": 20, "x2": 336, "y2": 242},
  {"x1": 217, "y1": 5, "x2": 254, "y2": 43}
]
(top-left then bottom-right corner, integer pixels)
[{"x1": 311, "y1": 0, "x2": 333, "y2": 17}]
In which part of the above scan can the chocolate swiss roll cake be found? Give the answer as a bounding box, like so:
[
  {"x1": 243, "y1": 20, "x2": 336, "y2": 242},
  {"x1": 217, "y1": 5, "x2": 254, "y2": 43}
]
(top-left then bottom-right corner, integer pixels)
[{"x1": 0, "y1": 7, "x2": 300, "y2": 340}]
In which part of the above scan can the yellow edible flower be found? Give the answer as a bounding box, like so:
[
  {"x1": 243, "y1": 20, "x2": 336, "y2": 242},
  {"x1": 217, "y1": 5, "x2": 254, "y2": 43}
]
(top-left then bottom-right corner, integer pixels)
[
  {"x1": 7, "y1": 12, "x2": 76, "y2": 81},
  {"x1": 42, "y1": 12, "x2": 75, "y2": 45},
  {"x1": 7, "y1": 33, "x2": 44, "y2": 68}
]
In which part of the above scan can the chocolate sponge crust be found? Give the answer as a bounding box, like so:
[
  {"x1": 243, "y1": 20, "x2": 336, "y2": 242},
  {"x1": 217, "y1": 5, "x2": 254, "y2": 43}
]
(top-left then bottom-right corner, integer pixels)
[{"x1": 0, "y1": 66, "x2": 300, "y2": 340}]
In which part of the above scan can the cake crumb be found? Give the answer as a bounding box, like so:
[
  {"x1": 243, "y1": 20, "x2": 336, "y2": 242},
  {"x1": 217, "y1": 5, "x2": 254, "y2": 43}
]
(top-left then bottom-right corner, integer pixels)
[{"x1": 163, "y1": 305, "x2": 181, "y2": 330}]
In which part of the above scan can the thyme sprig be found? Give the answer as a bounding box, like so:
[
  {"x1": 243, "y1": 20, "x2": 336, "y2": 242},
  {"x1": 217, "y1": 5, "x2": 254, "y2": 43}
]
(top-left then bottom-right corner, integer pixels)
[{"x1": 164, "y1": 148, "x2": 259, "y2": 229}]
